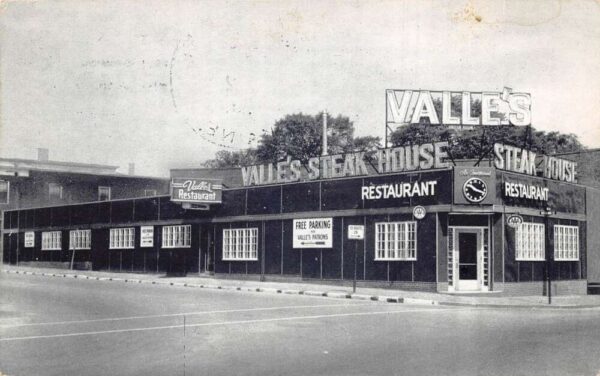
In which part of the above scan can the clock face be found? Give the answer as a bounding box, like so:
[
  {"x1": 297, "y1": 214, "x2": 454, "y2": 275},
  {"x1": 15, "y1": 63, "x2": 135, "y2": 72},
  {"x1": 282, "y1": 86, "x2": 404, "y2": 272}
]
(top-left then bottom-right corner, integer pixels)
[{"x1": 463, "y1": 177, "x2": 488, "y2": 203}]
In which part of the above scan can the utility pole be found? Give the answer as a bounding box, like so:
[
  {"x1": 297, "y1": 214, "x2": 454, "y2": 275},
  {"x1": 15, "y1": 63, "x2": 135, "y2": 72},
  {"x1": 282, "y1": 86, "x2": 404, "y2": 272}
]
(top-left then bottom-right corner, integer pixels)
[
  {"x1": 541, "y1": 206, "x2": 554, "y2": 304},
  {"x1": 322, "y1": 110, "x2": 328, "y2": 156}
]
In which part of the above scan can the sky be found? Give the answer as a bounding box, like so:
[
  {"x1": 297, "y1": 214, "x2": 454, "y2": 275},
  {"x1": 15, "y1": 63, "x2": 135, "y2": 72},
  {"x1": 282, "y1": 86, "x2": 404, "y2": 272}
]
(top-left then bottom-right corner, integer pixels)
[{"x1": 1, "y1": 0, "x2": 599, "y2": 177}]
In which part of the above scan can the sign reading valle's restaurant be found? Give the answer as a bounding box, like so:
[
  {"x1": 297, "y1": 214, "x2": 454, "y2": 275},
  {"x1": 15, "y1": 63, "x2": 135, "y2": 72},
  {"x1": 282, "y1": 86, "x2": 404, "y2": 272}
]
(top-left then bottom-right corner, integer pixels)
[
  {"x1": 170, "y1": 178, "x2": 223, "y2": 204},
  {"x1": 293, "y1": 218, "x2": 333, "y2": 248},
  {"x1": 386, "y1": 88, "x2": 531, "y2": 127}
]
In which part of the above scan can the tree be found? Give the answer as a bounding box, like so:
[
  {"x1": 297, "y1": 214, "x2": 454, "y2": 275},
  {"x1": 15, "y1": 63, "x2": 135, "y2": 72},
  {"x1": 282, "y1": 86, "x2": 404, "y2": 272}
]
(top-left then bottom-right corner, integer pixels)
[
  {"x1": 205, "y1": 113, "x2": 381, "y2": 167},
  {"x1": 389, "y1": 124, "x2": 584, "y2": 160},
  {"x1": 255, "y1": 113, "x2": 356, "y2": 163},
  {"x1": 202, "y1": 149, "x2": 258, "y2": 168}
]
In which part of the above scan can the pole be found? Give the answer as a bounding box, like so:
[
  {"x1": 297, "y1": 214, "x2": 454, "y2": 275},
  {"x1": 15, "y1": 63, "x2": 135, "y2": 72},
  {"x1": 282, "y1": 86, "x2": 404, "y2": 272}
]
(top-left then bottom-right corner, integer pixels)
[
  {"x1": 546, "y1": 214, "x2": 552, "y2": 304},
  {"x1": 353, "y1": 241, "x2": 358, "y2": 293},
  {"x1": 384, "y1": 91, "x2": 388, "y2": 148},
  {"x1": 322, "y1": 110, "x2": 328, "y2": 156}
]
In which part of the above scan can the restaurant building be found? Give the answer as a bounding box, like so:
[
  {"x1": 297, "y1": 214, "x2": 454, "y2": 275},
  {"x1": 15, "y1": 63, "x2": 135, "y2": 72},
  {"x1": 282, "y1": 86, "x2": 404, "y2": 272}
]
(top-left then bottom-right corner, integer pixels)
[
  {"x1": 3, "y1": 89, "x2": 599, "y2": 295},
  {"x1": 3, "y1": 141, "x2": 597, "y2": 295}
]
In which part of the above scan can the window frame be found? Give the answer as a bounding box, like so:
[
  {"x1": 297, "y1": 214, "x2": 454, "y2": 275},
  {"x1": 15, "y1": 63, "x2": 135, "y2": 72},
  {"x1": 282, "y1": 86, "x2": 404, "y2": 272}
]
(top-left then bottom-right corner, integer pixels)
[
  {"x1": 98, "y1": 186, "x2": 111, "y2": 201},
  {"x1": 515, "y1": 222, "x2": 545, "y2": 261},
  {"x1": 144, "y1": 189, "x2": 157, "y2": 197},
  {"x1": 42, "y1": 231, "x2": 62, "y2": 251},
  {"x1": 49, "y1": 183, "x2": 63, "y2": 200},
  {"x1": 374, "y1": 221, "x2": 417, "y2": 261},
  {"x1": 161, "y1": 225, "x2": 192, "y2": 248},
  {"x1": 69, "y1": 229, "x2": 91, "y2": 250},
  {"x1": 0, "y1": 180, "x2": 9, "y2": 204},
  {"x1": 109, "y1": 227, "x2": 135, "y2": 249},
  {"x1": 222, "y1": 228, "x2": 259, "y2": 261},
  {"x1": 554, "y1": 225, "x2": 579, "y2": 261}
]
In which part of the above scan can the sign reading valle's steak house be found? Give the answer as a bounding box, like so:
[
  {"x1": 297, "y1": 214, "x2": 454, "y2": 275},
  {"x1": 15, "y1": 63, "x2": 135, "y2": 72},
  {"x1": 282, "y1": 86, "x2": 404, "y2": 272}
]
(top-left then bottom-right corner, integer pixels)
[{"x1": 170, "y1": 178, "x2": 223, "y2": 204}]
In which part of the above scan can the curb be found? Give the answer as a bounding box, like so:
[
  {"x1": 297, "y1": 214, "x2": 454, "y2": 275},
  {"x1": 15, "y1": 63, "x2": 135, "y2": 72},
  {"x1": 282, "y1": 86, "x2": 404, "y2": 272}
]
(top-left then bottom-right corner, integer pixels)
[{"x1": 3, "y1": 268, "x2": 598, "y2": 309}]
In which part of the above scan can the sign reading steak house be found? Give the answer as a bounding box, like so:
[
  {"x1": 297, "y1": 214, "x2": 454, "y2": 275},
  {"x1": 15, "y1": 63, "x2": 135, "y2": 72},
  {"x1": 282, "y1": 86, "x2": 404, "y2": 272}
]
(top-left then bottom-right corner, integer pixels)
[
  {"x1": 493, "y1": 143, "x2": 578, "y2": 183},
  {"x1": 241, "y1": 141, "x2": 450, "y2": 187}
]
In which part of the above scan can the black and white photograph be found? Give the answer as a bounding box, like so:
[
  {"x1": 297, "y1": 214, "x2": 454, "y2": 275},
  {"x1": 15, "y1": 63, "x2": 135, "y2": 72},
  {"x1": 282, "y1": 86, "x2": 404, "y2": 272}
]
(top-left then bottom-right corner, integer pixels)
[{"x1": 1, "y1": 1, "x2": 600, "y2": 375}]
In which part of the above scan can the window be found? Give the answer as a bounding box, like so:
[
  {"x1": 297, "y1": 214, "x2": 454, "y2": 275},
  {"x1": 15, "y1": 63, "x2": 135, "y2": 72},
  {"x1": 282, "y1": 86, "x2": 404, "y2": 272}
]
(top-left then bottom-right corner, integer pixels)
[
  {"x1": 69, "y1": 229, "x2": 91, "y2": 250},
  {"x1": 515, "y1": 222, "x2": 545, "y2": 261},
  {"x1": 42, "y1": 231, "x2": 62, "y2": 250},
  {"x1": 554, "y1": 225, "x2": 579, "y2": 261},
  {"x1": 375, "y1": 222, "x2": 417, "y2": 261},
  {"x1": 162, "y1": 225, "x2": 191, "y2": 248},
  {"x1": 110, "y1": 228, "x2": 135, "y2": 249},
  {"x1": 223, "y1": 228, "x2": 258, "y2": 261},
  {"x1": 144, "y1": 189, "x2": 157, "y2": 197},
  {"x1": 98, "y1": 186, "x2": 111, "y2": 201},
  {"x1": 0, "y1": 180, "x2": 9, "y2": 204},
  {"x1": 49, "y1": 183, "x2": 63, "y2": 200}
]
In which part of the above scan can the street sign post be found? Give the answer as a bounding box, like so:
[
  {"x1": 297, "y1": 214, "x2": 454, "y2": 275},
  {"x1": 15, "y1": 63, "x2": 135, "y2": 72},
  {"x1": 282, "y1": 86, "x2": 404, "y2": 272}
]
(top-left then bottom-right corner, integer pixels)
[{"x1": 348, "y1": 225, "x2": 365, "y2": 293}]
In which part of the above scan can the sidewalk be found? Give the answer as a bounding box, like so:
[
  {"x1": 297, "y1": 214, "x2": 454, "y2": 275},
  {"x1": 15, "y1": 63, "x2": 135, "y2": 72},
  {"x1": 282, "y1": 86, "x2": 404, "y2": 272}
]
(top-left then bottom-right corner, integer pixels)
[{"x1": 4, "y1": 265, "x2": 600, "y2": 308}]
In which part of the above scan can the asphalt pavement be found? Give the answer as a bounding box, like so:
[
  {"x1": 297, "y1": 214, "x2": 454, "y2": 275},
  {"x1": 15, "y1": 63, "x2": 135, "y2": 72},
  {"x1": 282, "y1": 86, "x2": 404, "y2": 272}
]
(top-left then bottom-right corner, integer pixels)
[{"x1": 1, "y1": 271, "x2": 600, "y2": 376}]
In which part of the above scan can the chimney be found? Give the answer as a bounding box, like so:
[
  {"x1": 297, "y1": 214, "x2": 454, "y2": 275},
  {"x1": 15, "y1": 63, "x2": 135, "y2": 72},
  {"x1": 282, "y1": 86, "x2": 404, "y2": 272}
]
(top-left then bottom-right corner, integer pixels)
[
  {"x1": 37, "y1": 148, "x2": 49, "y2": 161},
  {"x1": 128, "y1": 163, "x2": 135, "y2": 175}
]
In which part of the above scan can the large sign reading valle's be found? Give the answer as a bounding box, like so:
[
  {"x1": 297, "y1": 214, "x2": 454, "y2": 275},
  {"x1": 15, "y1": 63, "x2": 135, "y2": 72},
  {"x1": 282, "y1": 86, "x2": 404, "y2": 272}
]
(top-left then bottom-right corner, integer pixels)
[{"x1": 386, "y1": 88, "x2": 531, "y2": 127}]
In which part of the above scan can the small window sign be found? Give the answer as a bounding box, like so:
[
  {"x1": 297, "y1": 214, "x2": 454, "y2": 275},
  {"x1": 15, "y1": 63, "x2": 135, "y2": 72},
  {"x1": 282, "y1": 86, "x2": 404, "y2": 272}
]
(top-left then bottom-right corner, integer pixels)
[
  {"x1": 140, "y1": 226, "x2": 154, "y2": 247},
  {"x1": 24, "y1": 231, "x2": 35, "y2": 248},
  {"x1": 347, "y1": 225, "x2": 365, "y2": 240}
]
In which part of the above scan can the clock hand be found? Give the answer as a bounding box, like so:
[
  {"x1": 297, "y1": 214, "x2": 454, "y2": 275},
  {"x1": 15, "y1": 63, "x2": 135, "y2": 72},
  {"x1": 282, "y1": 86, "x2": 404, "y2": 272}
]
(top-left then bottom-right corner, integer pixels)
[{"x1": 466, "y1": 183, "x2": 485, "y2": 195}]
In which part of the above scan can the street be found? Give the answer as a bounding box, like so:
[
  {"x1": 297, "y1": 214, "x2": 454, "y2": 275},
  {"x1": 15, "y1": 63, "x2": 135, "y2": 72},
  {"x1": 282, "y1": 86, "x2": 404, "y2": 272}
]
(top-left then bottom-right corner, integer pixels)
[{"x1": 1, "y1": 272, "x2": 600, "y2": 376}]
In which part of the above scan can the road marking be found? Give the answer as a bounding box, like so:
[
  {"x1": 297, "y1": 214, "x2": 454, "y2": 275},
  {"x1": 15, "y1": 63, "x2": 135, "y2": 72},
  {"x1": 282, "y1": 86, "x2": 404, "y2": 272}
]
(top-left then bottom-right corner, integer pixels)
[
  {"x1": 0, "y1": 307, "x2": 463, "y2": 342},
  {"x1": 0, "y1": 303, "x2": 375, "y2": 328}
]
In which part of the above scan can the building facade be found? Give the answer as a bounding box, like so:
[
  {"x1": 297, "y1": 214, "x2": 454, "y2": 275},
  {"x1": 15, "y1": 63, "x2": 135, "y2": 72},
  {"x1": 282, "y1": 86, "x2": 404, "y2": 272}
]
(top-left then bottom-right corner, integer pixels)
[
  {"x1": 0, "y1": 149, "x2": 170, "y2": 261},
  {"x1": 2, "y1": 163, "x2": 594, "y2": 295}
]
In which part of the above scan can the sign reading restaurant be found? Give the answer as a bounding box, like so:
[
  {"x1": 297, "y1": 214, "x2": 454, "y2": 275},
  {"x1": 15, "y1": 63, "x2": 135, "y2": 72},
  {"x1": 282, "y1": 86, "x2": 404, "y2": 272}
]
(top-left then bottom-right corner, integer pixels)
[{"x1": 170, "y1": 178, "x2": 223, "y2": 204}]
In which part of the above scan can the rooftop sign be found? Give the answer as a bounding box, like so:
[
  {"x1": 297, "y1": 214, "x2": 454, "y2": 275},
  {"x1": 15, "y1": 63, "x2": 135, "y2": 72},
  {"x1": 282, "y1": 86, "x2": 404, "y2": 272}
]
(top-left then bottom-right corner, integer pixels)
[
  {"x1": 493, "y1": 143, "x2": 577, "y2": 183},
  {"x1": 170, "y1": 178, "x2": 223, "y2": 204},
  {"x1": 241, "y1": 141, "x2": 450, "y2": 187},
  {"x1": 386, "y1": 88, "x2": 531, "y2": 127}
]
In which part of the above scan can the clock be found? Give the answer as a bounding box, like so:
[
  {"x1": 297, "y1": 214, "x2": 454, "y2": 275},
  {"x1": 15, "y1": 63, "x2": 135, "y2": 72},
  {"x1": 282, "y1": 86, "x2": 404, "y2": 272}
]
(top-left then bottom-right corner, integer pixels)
[{"x1": 463, "y1": 177, "x2": 488, "y2": 203}]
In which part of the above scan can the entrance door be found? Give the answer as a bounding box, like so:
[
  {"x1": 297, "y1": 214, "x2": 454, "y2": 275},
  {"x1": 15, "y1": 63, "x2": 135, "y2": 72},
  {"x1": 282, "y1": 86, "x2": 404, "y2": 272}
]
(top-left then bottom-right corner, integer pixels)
[{"x1": 457, "y1": 231, "x2": 480, "y2": 291}]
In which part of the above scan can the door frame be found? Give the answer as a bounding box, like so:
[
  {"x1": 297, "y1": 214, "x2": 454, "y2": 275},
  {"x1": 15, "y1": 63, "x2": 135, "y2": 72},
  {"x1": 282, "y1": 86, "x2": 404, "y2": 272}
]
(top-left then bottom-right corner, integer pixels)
[{"x1": 448, "y1": 226, "x2": 489, "y2": 292}]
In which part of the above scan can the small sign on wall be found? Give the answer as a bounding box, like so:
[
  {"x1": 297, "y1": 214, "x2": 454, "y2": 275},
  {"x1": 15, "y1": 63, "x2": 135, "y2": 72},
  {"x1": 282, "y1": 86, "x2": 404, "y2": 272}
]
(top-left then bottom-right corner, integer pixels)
[
  {"x1": 293, "y1": 218, "x2": 333, "y2": 248},
  {"x1": 347, "y1": 225, "x2": 365, "y2": 240},
  {"x1": 506, "y1": 214, "x2": 524, "y2": 229},
  {"x1": 24, "y1": 231, "x2": 35, "y2": 248},
  {"x1": 140, "y1": 226, "x2": 154, "y2": 247}
]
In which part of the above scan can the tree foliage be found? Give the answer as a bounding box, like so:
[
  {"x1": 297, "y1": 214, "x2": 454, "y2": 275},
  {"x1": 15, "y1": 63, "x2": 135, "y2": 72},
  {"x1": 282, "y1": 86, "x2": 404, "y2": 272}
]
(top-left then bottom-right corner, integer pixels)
[
  {"x1": 204, "y1": 113, "x2": 381, "y2": 167},
  {"x1": 202, "y1": 149, "x2": 259, "y2": 168},
  {"x1": 389, "y1": 124, "x2": 584, "y2": 159}
]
